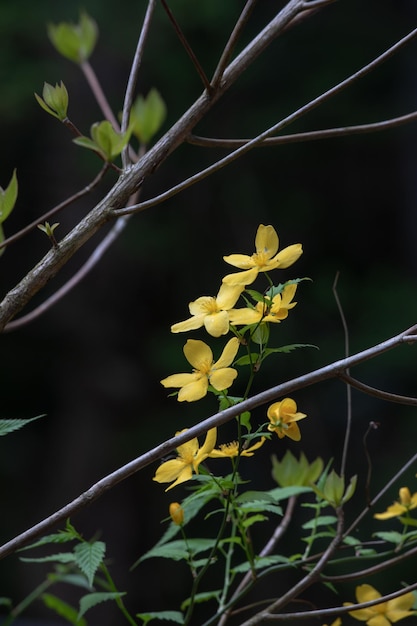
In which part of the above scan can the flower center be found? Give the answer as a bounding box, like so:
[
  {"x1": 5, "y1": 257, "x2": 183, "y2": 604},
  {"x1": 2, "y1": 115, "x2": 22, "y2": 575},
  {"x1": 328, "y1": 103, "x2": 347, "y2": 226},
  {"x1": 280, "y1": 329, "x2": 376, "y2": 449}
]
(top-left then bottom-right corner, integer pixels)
[
  {"x1": 252, "y1": 251, "x2": 269, "y2": 267},
  {"x1": 202, "y1": 297, "x2": 220, "y2": 314}
]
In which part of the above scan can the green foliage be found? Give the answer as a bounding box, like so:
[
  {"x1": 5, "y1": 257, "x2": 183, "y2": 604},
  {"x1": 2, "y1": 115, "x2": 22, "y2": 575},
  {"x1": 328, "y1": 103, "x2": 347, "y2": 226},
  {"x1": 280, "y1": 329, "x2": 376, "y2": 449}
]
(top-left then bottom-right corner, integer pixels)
[
  {"x1": 42, "y1": 593, "x2": 87, "y2": 626},
  {"x1": 35, "y1": 81, "x2": 69, "y2": 121},
  {"x1": 73, "y1": 120, "x2": 131, "y2": 162},
  {"x1": 47, "y1": 11, "x2": 98, "y2": 64},
  {"x1": 130, "y1": 89, "x2": 167, "y2": 144},
  {"x1": 137, "y1": 610, "x2": 185, "y2": 625},
  {"x1": 78, "y1": 591, "x2": 126, "y2": 621},
  {"x1": 0, "y1": 415, "x2": 43, "y2": 437},
  {"x1": 73, "y1": 541, "x2": 106, "y2": 588},
  {"x1": 0, "y1": 169, "x2": 18, "y2": 253}
]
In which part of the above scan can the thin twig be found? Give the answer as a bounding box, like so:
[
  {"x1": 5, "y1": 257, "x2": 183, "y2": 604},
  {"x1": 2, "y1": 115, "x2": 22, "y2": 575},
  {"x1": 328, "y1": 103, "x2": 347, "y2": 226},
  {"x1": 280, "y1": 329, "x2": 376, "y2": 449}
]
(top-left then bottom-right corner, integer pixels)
[
  {"x1": 238, "y1": 508, "x2": 345, "y2": 625},
  {"x1": 121, "y1": 0, "x2": 157, "y2": 168},
  {"x1": 217, "y1": 496, "x2": 298, "y2": 626},
  {"x1": 211, "y1": 0, "x2": 259, "y2": 89},
  {"x1": 344, "y1": 447, "x2": 417, "y2": 539},
  {"x1": 113, "y1": 26, "x2": 417, "y2": 217},
  {"x1": 333, "y1": 272, "x2": 351, "y2": 478},
  {"x1": 0, "y1": 324, "x2": 415, "y2": 561},
  {"x1": 161, "y1": 0, "x2": 211, "y2": 93},
  {"x1": 187, "y1": 110, "x2": 417, "y2": 148},
  {"x1": 4, "y1": 216, "x2": 130, "y2": 332},
  {"x1": 0, "y1": 165, "x2": 109, "y2": 251},
  {"x1": 80, "y1": 61, "x2": 120, "y2": 130},
  {"x1": 339, "y1": 372, "x2": 417, "y2": 405}
]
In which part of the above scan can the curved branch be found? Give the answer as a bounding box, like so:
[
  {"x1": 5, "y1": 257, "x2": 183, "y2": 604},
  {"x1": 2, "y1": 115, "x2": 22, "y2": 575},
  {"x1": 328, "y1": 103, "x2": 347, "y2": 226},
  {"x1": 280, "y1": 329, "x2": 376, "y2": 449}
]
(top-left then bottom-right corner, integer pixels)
[
  {"x1": 0, "y1": 324, "x2": 415, "y2": 561},
  {"x1": 4, "y1": 216, "x2": 130, "y2": 332},
  {"x1": 113, "y1": 27, "x2": 417, "y2": 217},
  {"x1": 339, "y1": 372, "x2": 417, "y2": 406},
  {"x1": 186, "y1": 110, "x2": 417, "y2": 148}
]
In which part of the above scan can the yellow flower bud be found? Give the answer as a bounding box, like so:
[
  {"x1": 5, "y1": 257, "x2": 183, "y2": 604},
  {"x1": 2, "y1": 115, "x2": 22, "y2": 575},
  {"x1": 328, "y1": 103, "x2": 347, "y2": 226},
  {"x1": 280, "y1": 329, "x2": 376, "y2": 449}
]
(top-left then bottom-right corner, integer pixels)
[{"x1": 169, "y1": 502, "x2": 184, "y2": 525}]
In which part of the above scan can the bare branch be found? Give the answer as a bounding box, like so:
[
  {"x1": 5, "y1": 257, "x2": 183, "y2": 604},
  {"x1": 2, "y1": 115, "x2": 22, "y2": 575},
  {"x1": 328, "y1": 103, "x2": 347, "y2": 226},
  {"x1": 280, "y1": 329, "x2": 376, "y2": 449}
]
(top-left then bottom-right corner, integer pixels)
[
  {"x1": 0, "y1": 324, "x2": 415, "y2": 561},
  {"x1": 0, "y1": 165, "x2": 109, "y2": 251},
  {"x1": 211, "y1": 0, "x2": 259, "y2": 89},
  {"x1": 187, "y1": 110, "x2": 417, "y2": 148},
  {"x1": 114, "y1": 26, "x2": 417, "y2": 217},
  {"x1": 339, "y1": 372, "x2": 417, "y2": 406},
  {"x1": 80, "y1": 60, "x2": 120, "y2": 130},
  {"x1": 4, "y1": 216, "x2": 130, "y2": 332},
  {"x1": 121, "y1": 0, "x2": 158, "y2": 168},
  {"x1": 161, "y1": 0, "x2": 211, "y2": 93}
]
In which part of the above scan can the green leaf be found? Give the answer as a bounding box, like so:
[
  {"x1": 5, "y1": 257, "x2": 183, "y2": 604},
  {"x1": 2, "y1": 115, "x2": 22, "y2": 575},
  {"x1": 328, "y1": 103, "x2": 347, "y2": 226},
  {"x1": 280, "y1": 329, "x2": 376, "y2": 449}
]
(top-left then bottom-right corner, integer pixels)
[
  {"x1": 20, "y1": 553, "x2": 76, "y2": 564},
  {"x1": 234, "y1": 354, "x2": 260, "y2": 367},
  {"x1": 251, "y1": 323, "x2": 269, "y2": 345},
  {"x1": 262, "y1": 344, "x2": 318, "y2": 358},
  {"x1": 48, "y1": 11, "x2": 98, "y2": 64},
  {"x1": 18, "y1": 530, "x2": 75, "y2": 551},
  {"x1": 232, "y1": 554, "x2": 290, "y2": 573},
  {"x1": 135, "y1": 538, "x2": 215, "y2": 565},
  {"x1": 242, "y1": 514, "x2": 268, "y2": 529},
  {"x1": 0, "y1": 169, "x2": 18, "y2": 224},
  {"x1": 0, "y1": 597, "x2": 12, "y2": 608},
  {"x1": 235, "y1": 490, "x2": 278, "y2": 504},
  {"x1": 302, "y1": 515, "x2": 337, "y2": 529},
  {"x1": 373, "y1": 531, "x2": 404, "y2": 545},
  {"x1": 130, "y1": 89, "x2": 167, "y2": 144},
  {"x1": 265, "y1": 277, "x2": 312, "y2": 299},
  {"x1": 267, "y1": 485, "x2": 313, "y2": 501},
  {"x1": 42, "y1": 593, "x2": 86, "y2": 626},
  {"x1": 0, "y1": 415, "x2": 44, "y2": 437},
  {"x1": 74, "y1": 541, "x2": 106, "y2": 588},
  {"x1": 137, "y1": 610, "x2": 184, "y2": 625},
  {"x1": 181, "y1": 590, "x2": 220, "y2": 611},
  {"x1": 78, "y1": 592, "x2": 126, "y2": 621}
]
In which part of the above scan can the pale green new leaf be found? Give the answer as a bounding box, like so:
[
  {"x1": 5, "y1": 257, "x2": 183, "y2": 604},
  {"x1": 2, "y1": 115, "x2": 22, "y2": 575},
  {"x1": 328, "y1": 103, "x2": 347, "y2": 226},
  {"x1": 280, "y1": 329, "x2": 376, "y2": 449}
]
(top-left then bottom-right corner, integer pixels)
[
  {"x1": 130, "y1": 89, "x2": 167, "y2": 144},
  {"x1": 373, "y1": 531, "x2": 404, "y2": 545},
  {"x1": 181, "y1": 591, "x2": 221, "y2": 611},
  {"x1": 0, "y1": 415, "x2": 43, "y2": 437},
  {"x1": 20, "y1": 553, "x2": 76, "y2": 564},
  {"x1": 137, "y1": 610, "x2": 184, "y2": 625},
  {"x1": 232, "y1": 554, "x2": 290, "y2": 574},
  {"x1": 18, "y1": 530, "x2": 74, "y2": 551},
  {"x1": 48, "y1": 11, "x2": 98, "y2": 64},
  {"x1": 42, "y1": 593, "x2": 87, "y2": 626},
  {"x1": 74, "y1": 541, "x2": 106, "y2": 588},
  {"x1": 78, "y1": 592, "x2": 126, "y2": 621},
  {"x1": 302, "y1": 515, "x2": 337, "y2": 530},
  {"x1": 0, "y1": 169, "x2": 18, "y2": 224}
]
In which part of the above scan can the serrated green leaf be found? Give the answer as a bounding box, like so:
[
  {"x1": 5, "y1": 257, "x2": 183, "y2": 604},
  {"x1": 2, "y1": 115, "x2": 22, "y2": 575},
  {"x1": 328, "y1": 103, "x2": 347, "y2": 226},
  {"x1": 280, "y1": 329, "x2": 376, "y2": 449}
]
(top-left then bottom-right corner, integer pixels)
[
  {"x1": 0, "y1": 169, "x2": 18, "y2": 224},
  {"x1": 20, "y1": 553, "x2": 76, "y2": 564},
  {"x1": 78, "y1": 592, "x2": 125, "y2": 621},
  {"x1": 42, "y1": 593, "x2": 86, "y2": 626},
  {"x1": 18, "y1": 530, "x2": 75, "y2": 552},
  {"x1": 251, "y1": 323, "x2": 269, "y2": 345},
  {"x1": 181, "y1": 590, "x2": 220, "y2": 611},
  {"x1": 134, "y1": 538, "x2": 215, "y2": 566},
  {"x1": 236, "y1": 491, "x2": 277, "y2": 504},
  {"x1": 234, "y1": 354, "x2": 260, "y2": 367},
  {"x1": 74, "y1": 541, "x2": 106, "y2": 588},
  {"x1": 262, "y1": 344, "x2": 318, "y2": 358},
  {"x1": 239, "y1": 502, "x2": 282, "y2": 516},
  {"x1": 267, "y1": 485, "x2": 313, "y2": 501},
  {"x1": 137, "y1": 610, "x2": 184, "y2": 625},
  {"x1": 0, "y1": 415, "x2": 44, "y2": 437},
  {"x1": 242, "y1": 514, "x2": 268, "y2": 529},
  {"x1": 232, "y1": 554, "x2": 290, "y2": 574}
]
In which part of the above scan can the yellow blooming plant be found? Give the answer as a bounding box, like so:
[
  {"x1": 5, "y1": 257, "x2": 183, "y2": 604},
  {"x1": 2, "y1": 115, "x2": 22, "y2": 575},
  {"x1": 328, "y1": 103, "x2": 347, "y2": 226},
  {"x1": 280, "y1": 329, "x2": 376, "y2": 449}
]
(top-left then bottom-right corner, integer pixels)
[
  {"x1": 374, "y1": 487, "x2": 417, "y2": 520},
  {"x1": 267, "y1": 398, "x2": 307, "y2": 441},
  {"x1": 345, "y1": 584, "x2": 415, "y2": 625}
]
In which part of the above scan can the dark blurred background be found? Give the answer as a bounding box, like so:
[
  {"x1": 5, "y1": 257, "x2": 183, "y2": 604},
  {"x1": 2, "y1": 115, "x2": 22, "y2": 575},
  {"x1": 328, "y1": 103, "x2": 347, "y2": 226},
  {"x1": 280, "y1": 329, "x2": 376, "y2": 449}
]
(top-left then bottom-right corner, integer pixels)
[{"x1": 0, "y1": 1, "x2": 417, "y2": 624}]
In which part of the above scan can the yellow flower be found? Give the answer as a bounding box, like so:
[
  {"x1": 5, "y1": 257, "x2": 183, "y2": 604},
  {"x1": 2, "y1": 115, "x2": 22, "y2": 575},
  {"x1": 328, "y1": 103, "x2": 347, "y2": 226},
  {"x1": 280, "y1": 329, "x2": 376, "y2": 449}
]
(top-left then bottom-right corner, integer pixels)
[
  {"x1": 323, "y1": 619, "x2": 342, "y2": 626},
  {"x1": 169, "y1": 502, "x2": 184, "y2": 525},
  {"x1": 374, "y1": 487, "x2": 417, "y2": 520},
  {"x1": 161, "y1": 338, "x2": 240, "y2": 402},
  {"x1": 153, "y1": 428, "x2": 217, "y2": 491},
  {"x1": 267, "y1": 398, "x2": 307, "y2": 441},
  {"x1": 171, "y1": 283, "x2": 244, "y2": 337},
  {"x1": 344, "y1": 584, "x2": 415, "y2": 625},
  {"x1": 222, "y1": 224, "x2": 302, "y2": 286},
  {"x1": 229, "y1": 284, "x2": 297, "y2": 326},
  {"x1": 209, "y1": 437, "x2": 266, "y2": 458}
]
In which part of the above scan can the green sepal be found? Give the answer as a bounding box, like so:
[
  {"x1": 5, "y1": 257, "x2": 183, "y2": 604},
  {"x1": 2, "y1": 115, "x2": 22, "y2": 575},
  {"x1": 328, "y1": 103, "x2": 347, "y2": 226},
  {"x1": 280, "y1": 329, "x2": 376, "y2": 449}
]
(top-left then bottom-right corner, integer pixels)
[
  {"x1": 48, "y1": 11, "x2": 98, "y2": 64},
  {"x1": 130, "y1": 89, "x2": 167, "y2": 144}
]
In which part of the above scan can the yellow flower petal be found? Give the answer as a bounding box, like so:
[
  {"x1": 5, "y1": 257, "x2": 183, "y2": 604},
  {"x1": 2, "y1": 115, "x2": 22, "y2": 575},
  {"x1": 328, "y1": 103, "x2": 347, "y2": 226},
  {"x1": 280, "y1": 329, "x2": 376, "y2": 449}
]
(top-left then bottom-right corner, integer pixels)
[
  {"x1": 222, "y1": 267, "x2": 259, "y2": 286},
  {"x1": 222, "y1": 253, "x2": 255, "y2": 270},
  {"x1": 171, "y1": 314, "x2": 206, "y2": 333},
  {"x1": 210, "y1": 367, "x2": 237, "y2": 391},
  {"x1": 177, "y1": 378, "x2": 208, "y2": 402},
  {"x1": 160, "y1": 372, "x2": 200, "y2": 388},
  {"x1": 255, "y1": 224, "x2": 279, "y2": 257},
  {"x1": 215, "y1": 283, "x2": 244, "y2": 308},
  {"x1": 212, "y1": 337, "x2": 239, "y2": 369},
  {"x1": 183, "y1": 339, "x2": 213, "y2": 370},
  {"x1": 203, "y1": 310, "x2": 230, "y2": 337},
  {"x1": 272, "y1": 243, "x2": 303, "y2": 268},
  {"x1": 228, "y1": 307, "x2": 262, "y2": 326}
]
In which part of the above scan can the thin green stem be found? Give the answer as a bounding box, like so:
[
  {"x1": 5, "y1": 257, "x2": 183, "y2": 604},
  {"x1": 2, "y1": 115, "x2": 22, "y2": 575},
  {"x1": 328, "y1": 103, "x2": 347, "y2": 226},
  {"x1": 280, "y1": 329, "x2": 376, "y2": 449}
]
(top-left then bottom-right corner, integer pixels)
[{"x1": 100, "y1": 563, "x2": 138, "y2": 626}]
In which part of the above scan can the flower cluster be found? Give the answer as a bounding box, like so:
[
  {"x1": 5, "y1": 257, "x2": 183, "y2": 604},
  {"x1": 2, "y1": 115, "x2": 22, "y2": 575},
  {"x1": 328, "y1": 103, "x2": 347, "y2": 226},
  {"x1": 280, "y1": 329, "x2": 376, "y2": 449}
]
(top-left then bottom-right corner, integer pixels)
[{"x1": 155, "y1": 225, "x2": 308, "y2": 490}]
